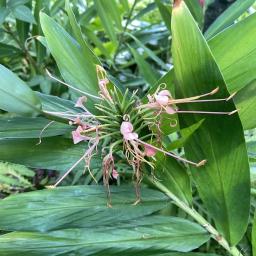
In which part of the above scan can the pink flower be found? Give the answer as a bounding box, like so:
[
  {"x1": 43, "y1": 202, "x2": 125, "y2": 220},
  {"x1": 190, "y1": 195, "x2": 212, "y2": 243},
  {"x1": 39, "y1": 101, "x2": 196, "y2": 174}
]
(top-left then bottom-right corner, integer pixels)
[
  {"x1": 155, "y1": 90, "x2": 171, "y2": 106},
  {"x1": 75, "y1": 96, "x2": 87, "y2": 108},
  {"x1": 144, "y1": 144, "x2": 157, "y2": 157},
  {"x1": 120, "y1": 121, "x2": 138, "y2": 141},
  {"x1": 72, "y1": 126, "x2": 90, "y2": 144},
  {"x1": 112, "y1": 169, "x2": 119, "y2": 179},
  {"x1": 166, "y1": 106, "x2": 176, "y2": 114}
]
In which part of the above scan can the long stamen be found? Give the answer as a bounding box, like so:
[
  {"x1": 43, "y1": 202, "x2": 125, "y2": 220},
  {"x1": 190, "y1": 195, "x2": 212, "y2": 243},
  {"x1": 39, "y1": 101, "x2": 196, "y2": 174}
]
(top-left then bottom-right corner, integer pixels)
[
  {"x1": 37, "y1": 121, "x2": 55, "y2": 145},
  {"x1": 171, "y1": 91, "x2": 236, "y2": 104},
  {"x1": 177, "y1": 110, "x2": 238, "y2": 115},
  {"x1": 46, "y1": 69, "x2": 101, "y2": 100},
  {"x1": 53, "y1": 138, "x2": 99, "y2": 187},
  {"x1": 136, "y1": 139, "x2": 206, "y2": 167}
]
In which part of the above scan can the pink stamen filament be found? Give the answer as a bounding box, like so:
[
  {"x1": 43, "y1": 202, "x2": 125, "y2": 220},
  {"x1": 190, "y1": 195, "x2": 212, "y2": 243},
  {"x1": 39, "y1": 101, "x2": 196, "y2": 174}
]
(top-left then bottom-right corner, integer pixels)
[{"x1": 136, "y1": 139, "x2": 206, "y2": 167}]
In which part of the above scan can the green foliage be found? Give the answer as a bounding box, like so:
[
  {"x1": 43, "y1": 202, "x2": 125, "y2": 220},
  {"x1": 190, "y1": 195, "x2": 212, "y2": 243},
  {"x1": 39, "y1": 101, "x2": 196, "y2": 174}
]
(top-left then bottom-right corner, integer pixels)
[{"x1": 0, "y1": 0, "x2": 255, "y2": 255}]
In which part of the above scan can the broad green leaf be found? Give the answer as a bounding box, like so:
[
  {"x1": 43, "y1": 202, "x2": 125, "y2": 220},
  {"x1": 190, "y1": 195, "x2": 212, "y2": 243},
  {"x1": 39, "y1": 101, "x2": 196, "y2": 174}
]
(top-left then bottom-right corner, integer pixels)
[
  {"x1": 94, "y1": 0, "x2": 122, "y2": 45},
  {"x1": 204, "y1": 0, "x2": 255, "y2": 39},
  {"x1": 40, "y1": 13, "x2": 100, "y2": 112},
  {"x1": 0, "y1": 185, "x2": 168, "y2": 232},
  {"x1": 0, "y1": 117, "x2": 71, "y2": 139},
  {"x1": 0, "y1": 138, "x2": 100, "y2": 172},
  {"x1": 0, "y1": 216, "x2": 210, "y2": 255},
  {"x1": 129, "y1": 46, "x2": 160, "y2": 85},
  {"x1": 12, "y1": 5, "x2": 36, "y2": 24},
  {"x1": 0, "y1": 65, "x2": 41, "y2": 116},
  {"x1": 172, "y1": 1, "x2": 250, "y2": 245}
]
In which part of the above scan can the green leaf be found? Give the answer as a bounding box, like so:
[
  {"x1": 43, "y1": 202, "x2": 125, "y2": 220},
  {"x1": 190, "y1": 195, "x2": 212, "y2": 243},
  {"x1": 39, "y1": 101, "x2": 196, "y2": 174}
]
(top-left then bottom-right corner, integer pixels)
[
  {"x1": 204, "y1": 0, "x2": 255, "y2": 39},
  {"x1": 0, "y1": 7, "x2": 9, "y2": 25},
  {"x1": 38, "y1": 92, "x2": 83, "y2": 114},
  {"x1": 155, "y1": 156, "x2": 192, "y2": 206},
  {"x1": 65, "y1": 0, "x2": 100, "y2": 65},
  {"x1": 232, "y1": 80, "x2": 256, "y2": 130},
  {"x1": 129, "y1": 46, "x2": 160, "y2": 85},
  {"x1": 209, "y1": 12, "x2": 256, "y2": 93},
  {"x1": 7, "y1": 0, "x2": 31, "y2": 8},
  {"x1": 0, "y1": 216, "x2": 209, "y2": 255},
  {"x1": 0, "y1": 185, "x2": 168, "y2": 232},
  {"x1": 12, "y1": 5, "x2": 36, "y2": 24},
  {"x1": 209, "y1": 13, "x2": 256, "y2": 129},
  {"x1": 171, "y1": 1, "x2": 250, "y2": 245},
  {"x1": 0, "y1": 117, "x2": 72, "y2": 139},
  {"x1": 253, "y1": 212, "x2": 256, "y2": 256},
  {"x1": 0, "y1": 138, "x2": 98, "y2": 172},
  {"x1": 0, "y1": 42, "x2": 22, "y2": 58},
  {"x1": 0, "y1": 65, "x2": 41, "y2": 116},
  {"x1": 125, "y1": 32, "x2": 168, "y2": 70},
  {"x1": 155, "y1": 0, "x2": 172, "y2": 32},
  {"x1": 184, "y1": 0, "x2": 203, "y2": 29},
  {"x1": 167, "y1": 119, "x2": 204, "y2": 151},
  {"x1": 94, "y1": 0, "x2": 122, "y2": 45},
  {"x1": 40, "y1": 12, "x2": 100, "y2": 112}
]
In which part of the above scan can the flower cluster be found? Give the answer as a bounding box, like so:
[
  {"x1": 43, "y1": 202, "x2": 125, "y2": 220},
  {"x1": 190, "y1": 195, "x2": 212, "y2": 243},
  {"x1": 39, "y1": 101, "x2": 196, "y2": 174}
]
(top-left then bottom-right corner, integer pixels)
[{"x1": 46, "y1": 65, "x2": 237, "y2": 204}]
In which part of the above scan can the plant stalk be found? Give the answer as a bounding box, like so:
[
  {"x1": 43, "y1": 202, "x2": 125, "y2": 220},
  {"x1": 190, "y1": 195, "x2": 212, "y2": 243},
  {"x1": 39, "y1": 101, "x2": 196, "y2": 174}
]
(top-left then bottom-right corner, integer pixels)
[{"x1": 151, "y1": 179, "x2": 243, "y2": 256}]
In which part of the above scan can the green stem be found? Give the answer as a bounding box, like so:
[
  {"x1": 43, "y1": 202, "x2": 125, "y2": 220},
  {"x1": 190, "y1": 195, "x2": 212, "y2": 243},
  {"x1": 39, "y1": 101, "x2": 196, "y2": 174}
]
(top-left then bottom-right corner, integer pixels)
[{"x1": 151, "y1": 179, "x2": 243, "y2": 256}]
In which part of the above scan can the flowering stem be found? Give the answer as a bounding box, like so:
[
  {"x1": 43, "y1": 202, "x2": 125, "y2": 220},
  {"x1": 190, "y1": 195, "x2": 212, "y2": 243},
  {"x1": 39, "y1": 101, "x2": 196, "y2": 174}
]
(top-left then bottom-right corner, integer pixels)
[{"x1": 150, "y1": 178, "x2": 243, "y2": 256}]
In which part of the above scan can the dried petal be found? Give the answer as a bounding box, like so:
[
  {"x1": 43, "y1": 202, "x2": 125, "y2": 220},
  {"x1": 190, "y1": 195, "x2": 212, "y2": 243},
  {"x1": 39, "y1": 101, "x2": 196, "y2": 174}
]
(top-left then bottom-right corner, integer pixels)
[
  {"x1": 75, "y1": 96, "x2": 87, "y2": 108},
  {"x1": 112, "y1": 169, "x2": 119, "y2": 179}
]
